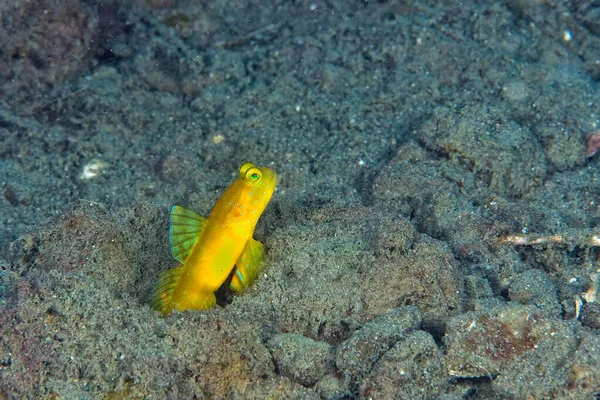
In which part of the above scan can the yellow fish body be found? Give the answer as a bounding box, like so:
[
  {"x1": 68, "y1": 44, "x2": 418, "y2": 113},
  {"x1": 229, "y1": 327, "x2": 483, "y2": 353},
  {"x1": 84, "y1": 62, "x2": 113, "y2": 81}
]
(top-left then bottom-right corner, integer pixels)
[{"x1": 150, "y1": 162, "x2": 277, "y2": 316}]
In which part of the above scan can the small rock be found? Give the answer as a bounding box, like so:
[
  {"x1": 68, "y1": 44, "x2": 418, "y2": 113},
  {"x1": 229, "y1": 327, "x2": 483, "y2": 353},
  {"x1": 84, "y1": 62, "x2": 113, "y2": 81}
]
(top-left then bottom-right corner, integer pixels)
[
  {"x1": 336, "y1": 306, "x2": 422, "y2": 386},
  {"x1": 566, "y1": 333, "x2": 600, "y2": 397},
  {"x1": 266, "y1": 333, "x2": 334, "y2": 386},
  {"x1": 464, "y1": 274, "x2": 501, "y2": 311},
  {"x1": 445, "y1": 304, "x2": 578, "y2": 398},
  {"x1": 314, "y1": 374, "x2": 346, "y2": 400},
  {"x1": 360, "y1": 331, "x2": 447, "y2": 399},
  {"x1": 464, "y1": 274, "x2": 493, "y2": 299},
  {"x1": 508, "y1": 269, "x2": 561, "y2": 318},
  {"x1": 363, "y1": 236, "x2": 462, "y2": 329},
  {"x1": 580, "y1": 302, "x2": 600, "y2": 329}
]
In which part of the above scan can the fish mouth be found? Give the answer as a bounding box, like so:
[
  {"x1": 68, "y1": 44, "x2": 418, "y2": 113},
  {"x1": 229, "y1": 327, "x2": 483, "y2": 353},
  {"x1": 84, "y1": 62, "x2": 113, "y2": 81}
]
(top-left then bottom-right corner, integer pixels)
[
  {"x1": 260, "y1": 166, "x2": 278, "y2": 187},
  {"x1": 269, "y1": 170, "x2": 278, "y2": 186}
]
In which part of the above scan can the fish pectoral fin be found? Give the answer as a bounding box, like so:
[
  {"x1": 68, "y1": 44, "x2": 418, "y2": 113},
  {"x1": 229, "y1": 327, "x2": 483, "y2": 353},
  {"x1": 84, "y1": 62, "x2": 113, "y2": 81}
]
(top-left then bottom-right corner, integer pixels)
[
  {"x1": 149, "y1": 265, "x2": 184, "y2": 316},
  {"x1": 169, "y1": 205, "x2": 207, "y2": 263},
  {"x1": 230, "y1": 238, "x2": 265, "y2": 293}
]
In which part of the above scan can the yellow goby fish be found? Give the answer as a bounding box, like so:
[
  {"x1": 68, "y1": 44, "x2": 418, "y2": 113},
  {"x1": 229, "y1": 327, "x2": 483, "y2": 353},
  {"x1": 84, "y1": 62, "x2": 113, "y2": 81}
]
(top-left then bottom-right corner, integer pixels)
[{"x1": 150, "y1": 162, "x2": 277, "y2": 316}]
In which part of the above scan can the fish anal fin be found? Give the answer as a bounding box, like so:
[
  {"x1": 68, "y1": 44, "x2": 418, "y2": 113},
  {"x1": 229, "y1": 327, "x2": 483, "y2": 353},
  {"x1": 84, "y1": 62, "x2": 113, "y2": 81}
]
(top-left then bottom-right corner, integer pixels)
[
  {"x1": 169, "y1": 205, "x2": 207, "y2": 263},
  {"x1": 149, "y1": 265, "x2": 184, "y2": 316},
  {"x1": 230, "y1": 238, "x2": 265, "y2": 293}
]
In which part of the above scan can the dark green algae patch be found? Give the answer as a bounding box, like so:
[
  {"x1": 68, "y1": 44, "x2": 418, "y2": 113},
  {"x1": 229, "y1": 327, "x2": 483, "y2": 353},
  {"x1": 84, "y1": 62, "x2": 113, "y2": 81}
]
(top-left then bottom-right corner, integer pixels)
[{"x1": 2, "y1": 0, "x2": 600, "y2": 399}]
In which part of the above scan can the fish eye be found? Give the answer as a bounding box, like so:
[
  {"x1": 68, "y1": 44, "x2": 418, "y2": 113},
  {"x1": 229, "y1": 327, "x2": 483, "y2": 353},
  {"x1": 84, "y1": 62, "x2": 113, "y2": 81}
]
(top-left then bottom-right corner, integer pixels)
[
  {"x1": 239, "y1": 162, "x2": 255, "y2": 178},
  {"x1": 245, "y1": 167, "x2": 262, "y2": 183}
]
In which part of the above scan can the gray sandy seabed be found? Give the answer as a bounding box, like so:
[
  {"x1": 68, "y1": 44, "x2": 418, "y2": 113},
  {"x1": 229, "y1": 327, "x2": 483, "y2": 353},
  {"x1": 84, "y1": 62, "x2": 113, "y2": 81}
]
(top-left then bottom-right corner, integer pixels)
[{"x1": 1, "y1": 0, "x2": 600, "y2": 398}]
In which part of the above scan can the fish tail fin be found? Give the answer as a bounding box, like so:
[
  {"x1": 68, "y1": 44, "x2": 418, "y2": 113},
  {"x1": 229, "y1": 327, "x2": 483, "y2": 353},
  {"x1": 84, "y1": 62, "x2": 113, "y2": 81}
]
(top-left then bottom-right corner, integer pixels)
[{"x1": 149, "y1": 266, "x2": 184, "y2": 316}]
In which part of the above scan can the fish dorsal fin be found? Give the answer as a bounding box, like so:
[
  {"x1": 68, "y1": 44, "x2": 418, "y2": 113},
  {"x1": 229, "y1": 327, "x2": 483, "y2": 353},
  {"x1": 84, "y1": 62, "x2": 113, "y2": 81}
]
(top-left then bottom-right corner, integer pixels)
[
  {"x1": 169, "y1": 205, "x2": 207, "y2": 263},
  {"x1": 230, "y1": 238, "x2": 265, "y2": 292}
]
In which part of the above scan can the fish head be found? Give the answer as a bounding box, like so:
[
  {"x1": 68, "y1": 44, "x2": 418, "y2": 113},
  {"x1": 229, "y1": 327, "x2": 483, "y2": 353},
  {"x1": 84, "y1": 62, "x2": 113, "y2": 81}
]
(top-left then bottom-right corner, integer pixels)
[{"x1": 238, "y1": 162, "x2": 277, "y2": 208}]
